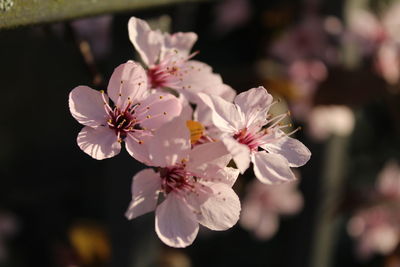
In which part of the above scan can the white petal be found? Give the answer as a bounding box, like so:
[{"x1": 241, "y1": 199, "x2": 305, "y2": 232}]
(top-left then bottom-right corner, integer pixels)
[
  {"x1": 262, "y1": 135, "x2": 311, "y2": 167},
  {"x1": 128, "y1": 17, "x2": 162, "y2": 66},
  {"x1": 148, "y1": 117, "x2": 191, "y2": 167},
  {"x1": 234, "y1": 87, "x2": 272, "y2": 127},
  {"x1": 125, "y1": 169, "x2": 161, "y2": 220},
  {"x1": 77, "y1": 126, "x2": 121, "y2": 160},
  {"x1": 198, "y1": 93, "x2": 242, "y2": 133},
  {"x1": 107, "y1": 61, "x2": 148, "y2": 108},
  {"x1": 221, "y1": 136, "x2": 250, "y2": 174},
  {"x1": 69, "y1": 85, "x2": 107, "y2": 127},
  {"x1": 155, "y1": 193, "x2": 199, "y2": 248},
  {"x1": 194, "y1": 183, "x2": 241, "y2": 231},
  {"x1": 252, "y1": 151, "x2": 296, "y2": 184}
]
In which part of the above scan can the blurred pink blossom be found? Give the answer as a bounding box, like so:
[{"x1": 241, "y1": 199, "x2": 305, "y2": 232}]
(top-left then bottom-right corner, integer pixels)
[
  {"x1": 213, "y1": 0, "x2": 252, "y2": 35},
  {"x1": 348, "y1": 161, "x2": 400, "y2": 259},
  {"x1": 307, "y1": 105, "x2": 355, "y2": 141},
  {"x1": 240, "y1": 179, "x2": 303, "y2": 239},
  {"x1": 347, "y1": 3, "x2": 400, "y2": 84}
]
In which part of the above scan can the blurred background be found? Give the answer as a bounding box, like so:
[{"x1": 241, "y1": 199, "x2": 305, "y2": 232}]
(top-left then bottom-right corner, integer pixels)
[{"x1": 1, "y1": 0, "x2": 400, "y2": 266}]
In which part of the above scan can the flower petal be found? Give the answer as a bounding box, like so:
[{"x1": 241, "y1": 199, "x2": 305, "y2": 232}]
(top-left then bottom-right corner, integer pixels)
[
  {"x1": 125, "y1": 133, "x2": 152, "y2": 165},
  {"x1": 252, "y1": 151, "x2": 296, "y2": 184},
  {"x1": 136, "y1": 93, "x2": 182, "y2": 130},
  {"x1": 179, "y1": 61, "x2": 234, "y2": 103},
  {"x1": 162, "y1": 32, "x2": 198, "y2": 58},
  {"x1": 262, "y1": 135, "x2": 311, "y2": 167},
  {"x1": 128, "y1": 17, "x2": 162, "y2": 66},
  {"x1": 192, "y1": 183, "x2": 241, "y2": 231},
  {"x1": 148, "y1": 117, "x2": 191, "y2": 167},
  {"x1": 69, "y1": 85, "x2": 107, "y2": 127},
  {"x1": 125, "y1": 168, "x2": 161, "y2": 220},
  {"x1": 77, "y1": 126, "x2": 121, "y2": 160},
  {"x1": 234, "y1": 87, "x2": 273, "y2": 128},
  {"x1": 221, "y1": 136, "x2": 250, "y2": 174},
  {"x1": 107, "y1": 61, "x2": 148, "y2": 108},
  {"x1": 187, "y1": 141, "x2": 230, "y2": 170},
  {"x1": 155, "y1": 193, "x2": 199, "y2": 248},
  {"x1": 198, "y1": 93, "x2": 242, "y2": 133}
]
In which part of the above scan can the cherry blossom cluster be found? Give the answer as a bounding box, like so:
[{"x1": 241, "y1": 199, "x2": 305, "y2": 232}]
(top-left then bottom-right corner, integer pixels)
[{"x1": 68, "y1": 17, "x2": 311, "y2": 248}]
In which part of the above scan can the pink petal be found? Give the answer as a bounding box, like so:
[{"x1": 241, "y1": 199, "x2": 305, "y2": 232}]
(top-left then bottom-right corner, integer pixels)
[
  {"x1": 155, "y1": 193, "x2": 199, "y2": 248},
  {"x1": 148, "y1": 117, "x2": 191, "y2": 167},
  {"x1": 192, "y1": 182, "x2": 241, "y2": 231},
  {"x1": 128, "y1": 17, "x2": 162, "y2": 66},
  {"x1": 77, "y1": 126, "x2": 121, "y2": 160},
  {"x1": 136, "y1": 93, "x2": 182, "y2": 130},
  {"x1": 162, "y1": 32, "x2": 198, "y2": 58},
  {"x1": 69, "y1": 85, "x2": 107, "y2": 127},
  {"x1": 252, "y1": 151, "x2": 296, "y2": 184},
  {"x1": 179, "y1": 61, "x2": 233, "y2": 103},
  {"x1": 187, "y1": 141, "x2": 230, "y2": 170},
  {"x1": 262, "y1": 135, "x2": 311, "y2": 167},
  {"x1": 234, "y1": 87, "x2": 273, "y2": 127},
  {"x1": 107, "y1": 61, "x2": 148, "y2": 108},
  {"x1": 125, "y1": 133, "x2": 152, "y2": 165},
  {"x1": 221, "y1": 136, "x2": 250, "y2": 174},
  {"x1": 253, "y1": 212, "x2": 279, "y2": 240},
  {"x1": 125, "y1": 168, "x2": 161, "y2": 220},
  {"x1": 198, "y1": 93, "x2": 242, "y2": 133}
]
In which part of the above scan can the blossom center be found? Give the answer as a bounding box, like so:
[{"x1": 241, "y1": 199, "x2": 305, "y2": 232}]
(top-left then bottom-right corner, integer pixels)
[
  {"x1": 233, "y1": 129, "x2": 261, "y2": 151},
  {"x1": 107, "y1": 106, "x2": 140, "y2": 140},
  {"x1": 147, "y1": 58, "x2": 183, "y2": 89},
  {"x1": 159, "y1": 165, "x2": 195, "y2": 194}
]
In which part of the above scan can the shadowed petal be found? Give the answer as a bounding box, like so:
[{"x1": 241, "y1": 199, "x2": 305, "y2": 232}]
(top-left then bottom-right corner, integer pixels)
[
  {"x1": 148, "y1": 117, "x2": 191, "y2": 167},
  {"x1": 77, "y1": 126, "x2": 121, "y2": 160},
  {"x1": 125, "y1": 134, "x2": 152, "y2": 165},
  {"x1": 221, "y1": 136, "x2": 250, "y2": 174},
  {"x1": 198, "y1": 93, "x2": 242, "y2": 133},
  {"x1": 155, "y1": 193, "x2": 199, "y2": 248},
  {"x1": 252, "y1": 151, "x2": 296, "y2": 184},
  {"x1": 234, "y1": 87, "x2": 272, "y2": 127},
  {"x1": 194, "y1": 183, "x2": 241, "y2": 231},
  {"x1": 162, "y1": 32, "x2": 198, "y2": 58},
  {"x1": 125, "y1": 169, "x2": 161, "y2": 220},
  {"x1": 128, "y1": 17, "x2": 162, "y2": 66},
  {"x1": 262, "y1": 135, "x2": 311, "y2": 167},
  {"x1": 69, "y1": 85, "x2": 107, "y2": 127}
]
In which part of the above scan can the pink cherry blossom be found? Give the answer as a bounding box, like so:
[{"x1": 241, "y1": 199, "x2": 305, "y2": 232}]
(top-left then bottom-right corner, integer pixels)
[
  {"x1": 128, "y1": 17, "x2": 236, "y2": 103},
  {"x1": 69, "y1": 61, "x2": 182, "y2": 162},
  {"x1": 240, "y1": 179, "x2": 303, "y2": 239},
  {"x1": 348, "y1": 161, "x2": 400, "y2": 259},
  {"x1": 125, "y1": 118, "x2": 240, "y2": 248},
  {"x1": 307, "y1": 105, "x2": 355, "y2": 141},
  {"x1": 347, "y1": 3, "x2": 400, "y2": 84},
  {"x1": 348, "y1": 206, "x2": 400, "y2": 260},
  {"x1": 199, "y1": 86, "x2": 311, "y2": 184}
]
